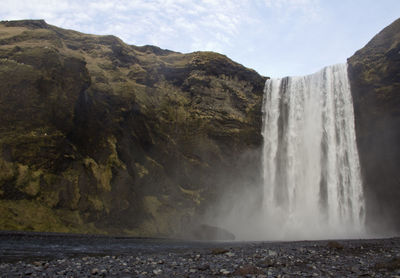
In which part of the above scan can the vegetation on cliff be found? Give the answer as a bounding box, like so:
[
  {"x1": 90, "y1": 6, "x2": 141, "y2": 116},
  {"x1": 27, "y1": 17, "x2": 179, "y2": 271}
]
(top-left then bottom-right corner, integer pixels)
[
  {"x1": 348, "y1": 18, "x2": 400, "y2": 233},
  {"x1": 0, "y1": 20, "x2": 267, "y2": 236}
]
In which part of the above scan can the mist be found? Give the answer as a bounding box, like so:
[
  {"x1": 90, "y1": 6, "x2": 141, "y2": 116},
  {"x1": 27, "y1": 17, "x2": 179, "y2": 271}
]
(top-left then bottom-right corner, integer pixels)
[{"x1": 202, "y1": 64, "x2": 371, "y2": 241}]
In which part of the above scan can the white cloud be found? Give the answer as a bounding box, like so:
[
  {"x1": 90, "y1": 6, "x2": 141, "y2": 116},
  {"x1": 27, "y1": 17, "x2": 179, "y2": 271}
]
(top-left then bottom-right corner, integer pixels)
[
  {"x1": 1, "y1": 0, "x2": 398, "y2": 77},
  {"x1": 262, "y1": 0, "x2": 321, "y2": 23},
  {"x1": 0, "y1": 0, "x2": 256, "y2": 52}
]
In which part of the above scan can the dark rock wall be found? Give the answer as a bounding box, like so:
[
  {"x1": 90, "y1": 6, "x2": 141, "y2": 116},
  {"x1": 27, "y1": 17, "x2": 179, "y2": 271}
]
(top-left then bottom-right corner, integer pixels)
[
  {"x1": 348, "y1": 18, "x2": 400, "y2": 233},
  {"x1": 0, "y1": 20, "x2": 266, "y2": 236}
]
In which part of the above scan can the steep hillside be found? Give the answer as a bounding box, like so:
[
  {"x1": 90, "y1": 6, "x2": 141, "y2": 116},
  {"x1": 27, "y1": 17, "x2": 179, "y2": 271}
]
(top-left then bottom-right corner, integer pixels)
[
  {"x1": 348, "y1": 18, "x2": 400, "y2": 233},
  {"x1": 0, "y1": 20, "x2": 266, "y2": 236}
]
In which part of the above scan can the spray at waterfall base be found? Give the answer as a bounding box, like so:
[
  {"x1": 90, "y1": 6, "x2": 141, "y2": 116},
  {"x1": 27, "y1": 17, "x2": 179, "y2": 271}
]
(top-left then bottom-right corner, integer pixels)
[{"x1": 211, "y1": 64, "x2": 366, "y2": 240}]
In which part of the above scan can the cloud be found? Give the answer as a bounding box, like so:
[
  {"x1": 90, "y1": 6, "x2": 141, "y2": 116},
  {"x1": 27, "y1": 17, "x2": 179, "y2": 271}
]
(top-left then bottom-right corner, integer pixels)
[
  {"x1": 262, "y1": 0, "x2": 321, "y2": 24},
  {"x1": 0, "y1": 0, "x2": 320, "y2": 54},
  {"x1": 0, "y1": 0, "x2": 325, "y2": 77},
  {"x1": 0, "y1": 0, "x2": 256, "y2": 53},
  {"x1": 2, "y1": 0, "x2": 396, "y2": 78}
]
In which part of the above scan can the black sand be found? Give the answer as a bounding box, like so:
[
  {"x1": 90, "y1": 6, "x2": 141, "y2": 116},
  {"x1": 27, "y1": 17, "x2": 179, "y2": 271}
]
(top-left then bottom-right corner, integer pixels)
[{"x1": 0, "y1": 232, "x2": 399, "y2": 277}]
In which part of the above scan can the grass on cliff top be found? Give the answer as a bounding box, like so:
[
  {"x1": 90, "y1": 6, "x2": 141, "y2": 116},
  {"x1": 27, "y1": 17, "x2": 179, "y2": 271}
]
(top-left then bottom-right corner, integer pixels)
[
  {"x1": 0, "y1": 21, "x2": 259, "y2": 75},
  {"x1": 0, "y1": 26, "x2": 26, "y2": 39}
]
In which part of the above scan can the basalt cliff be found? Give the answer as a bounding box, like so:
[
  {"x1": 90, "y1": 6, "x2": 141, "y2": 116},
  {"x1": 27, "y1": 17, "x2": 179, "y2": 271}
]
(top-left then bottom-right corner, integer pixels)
[
  {"x1": 0, "y1": 18, "x2": 400, "y2": 236},
  {"x1": 0, "y1": 20, "x2": 265, "y2": 236},
  {"x1": 348, "y1": 18, "x2": 400, "y2": 234}
]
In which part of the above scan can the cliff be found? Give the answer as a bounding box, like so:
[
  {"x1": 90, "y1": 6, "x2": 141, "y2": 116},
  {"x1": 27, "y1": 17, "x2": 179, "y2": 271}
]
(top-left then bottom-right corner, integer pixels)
[
  {"x1": 0, "y1": 20, "x2": 266, "y2": 236},
  {"x1": 2, "y1": 17, "x2": 400, "y2": 237},
  {"x1": 348, "y1": 18, "x2": 400, "y2": 233}
]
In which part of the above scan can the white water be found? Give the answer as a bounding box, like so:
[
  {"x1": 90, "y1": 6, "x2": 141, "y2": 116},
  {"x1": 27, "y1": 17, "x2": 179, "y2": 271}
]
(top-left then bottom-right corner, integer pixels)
[{"x1": 261, "y1": 63, "x2": 365, "y2": 239}]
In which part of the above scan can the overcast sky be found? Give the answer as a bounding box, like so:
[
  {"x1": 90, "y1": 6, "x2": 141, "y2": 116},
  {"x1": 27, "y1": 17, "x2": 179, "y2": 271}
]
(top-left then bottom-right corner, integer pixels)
[{"x1": 1, "y1": 0, "x2": 399, "y2": 77}]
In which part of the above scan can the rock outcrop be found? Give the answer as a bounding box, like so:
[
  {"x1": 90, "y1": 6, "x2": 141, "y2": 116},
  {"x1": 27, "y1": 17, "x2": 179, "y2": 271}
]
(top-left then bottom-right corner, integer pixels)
[
  {"x1": 348, "y1": 18, "x2": 400, "y2": 233},
  {"x1": 0, "y1": 20, "x2": 266, "y2": 236}
]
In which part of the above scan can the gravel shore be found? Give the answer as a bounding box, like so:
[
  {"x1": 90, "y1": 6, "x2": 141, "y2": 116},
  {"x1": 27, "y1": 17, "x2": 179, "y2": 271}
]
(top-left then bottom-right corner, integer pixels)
[{"x1": 1, "y1": 234, "x2": 400, "y2": 277}]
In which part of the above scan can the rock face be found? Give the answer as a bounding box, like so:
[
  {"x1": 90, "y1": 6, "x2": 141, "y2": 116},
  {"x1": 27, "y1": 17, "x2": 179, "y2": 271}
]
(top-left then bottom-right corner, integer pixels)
[
  {"x1": 0, "y1": 20, "x2": 266, "y2": 236},
  {"x1": 348, "y1": 18, "x2": 400, "y2": 233}
]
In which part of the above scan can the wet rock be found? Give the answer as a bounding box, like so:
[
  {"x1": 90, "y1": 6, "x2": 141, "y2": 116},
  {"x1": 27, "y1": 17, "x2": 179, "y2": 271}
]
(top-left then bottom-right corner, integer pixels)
[
  {"x1": 211, "y1": 248, "x2": 229, "y2": 255},
  {"x1": 225, "y1": 251, "x2": 235, "y2": 257},
  {"x1": 220, "y1": 268, "x2": 231, "y2": 275},
  {"x1": 32, "y1": 261, "x2": 43, "y2": 267},
  {"x1": 198, "y1": 264, "x2": 210, "y2": 271},
  {"x1": 233, "y1": 264, "x2": 264, "y2": 275},
  {"x1": 348, "y1": 18, "x2": 400, "y2": 234},
  {"x1": 268, "y1": 250, "x2": 278, "y2": 256},
  {"x1": 351, "y1": 265, "x2": 360, "y2": 273},
  {"x1": 153, "y1": 268, "x2": 162, "y2": 275},
  {"x1": 374, "y1": 257, "x2": 400, "y2": 271},
  {"x1": 257, "y1": 258, "x2": 275, "y2": 268},
  {"x1": 327, "y1": 241, "x2": 344, "y2": 250}
]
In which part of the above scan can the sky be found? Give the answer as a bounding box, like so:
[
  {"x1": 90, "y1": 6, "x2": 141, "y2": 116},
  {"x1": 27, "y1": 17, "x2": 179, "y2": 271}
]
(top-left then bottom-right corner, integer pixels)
[{"x1": 1, "y1": 0, "x2": 399, "y2": 77}]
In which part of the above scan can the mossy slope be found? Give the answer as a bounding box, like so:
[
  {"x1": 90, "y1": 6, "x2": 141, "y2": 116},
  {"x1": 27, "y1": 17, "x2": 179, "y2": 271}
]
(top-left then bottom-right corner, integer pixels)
[{"x1": 0, "y1": 20, "x2": 266, "y2": 236}]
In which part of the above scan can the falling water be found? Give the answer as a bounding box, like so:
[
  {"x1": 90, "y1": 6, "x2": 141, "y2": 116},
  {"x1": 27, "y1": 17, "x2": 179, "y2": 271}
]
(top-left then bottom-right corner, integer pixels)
[{"x1": 261, "y1": 63, "x2": 365, "y2": 239}]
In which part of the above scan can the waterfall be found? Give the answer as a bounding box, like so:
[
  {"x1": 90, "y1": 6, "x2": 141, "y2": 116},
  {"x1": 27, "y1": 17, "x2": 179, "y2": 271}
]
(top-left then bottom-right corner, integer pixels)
[{"x1": 261, "y1": 63, "x2": 365, "y2": 239}]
